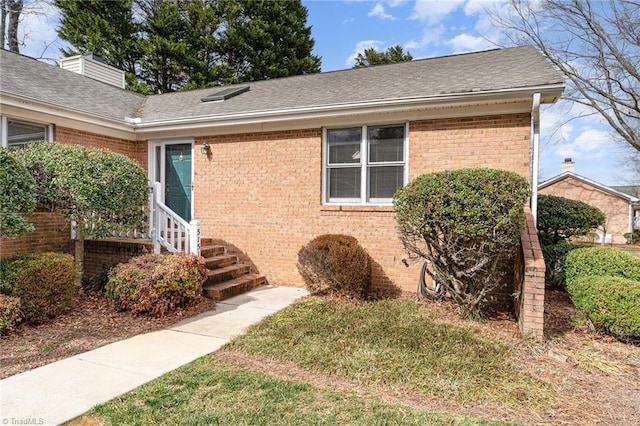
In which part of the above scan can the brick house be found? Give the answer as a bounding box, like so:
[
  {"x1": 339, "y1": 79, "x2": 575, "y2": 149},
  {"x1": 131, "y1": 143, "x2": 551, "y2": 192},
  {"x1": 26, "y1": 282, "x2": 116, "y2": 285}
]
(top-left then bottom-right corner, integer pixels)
[
  {"x1": 1, "y1": 46, "x2": 563, "y2": 336},
  {"x1": 539, "y1": 159, "x2": 640, "y2": 244}
]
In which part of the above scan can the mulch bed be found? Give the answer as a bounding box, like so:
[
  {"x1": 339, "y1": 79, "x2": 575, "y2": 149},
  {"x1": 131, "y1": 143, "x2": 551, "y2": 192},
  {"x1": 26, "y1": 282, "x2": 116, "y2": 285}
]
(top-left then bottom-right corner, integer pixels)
[{"x1": 1, "y1": 291, "x2": 216, "y2": 379}]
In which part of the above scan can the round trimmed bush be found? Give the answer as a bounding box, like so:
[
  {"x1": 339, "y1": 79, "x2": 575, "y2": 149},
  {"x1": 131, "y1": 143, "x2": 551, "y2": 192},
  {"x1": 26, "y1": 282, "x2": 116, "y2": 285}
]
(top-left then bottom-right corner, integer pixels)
[
  {"x1": 106, "y1": 253, "x2": 207, "y2": 317},
  {"x1": 566, "y1": 275, "x2": 640, "y2": 341},
  {"x1": 0, "y1": 252, "x2": 76, "y2": 324},
  {"x1": 297, "y1": 234, "x2": 371, "y2": 299},
  {"x1": 564, "y1": 247, "x2": 640, "y2": 283}
]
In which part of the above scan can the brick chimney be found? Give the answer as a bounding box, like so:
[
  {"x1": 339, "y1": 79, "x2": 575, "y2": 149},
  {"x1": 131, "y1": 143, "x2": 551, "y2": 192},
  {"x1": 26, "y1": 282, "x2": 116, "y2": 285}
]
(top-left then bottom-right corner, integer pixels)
[{"x1": 561, "y1": 158, "x2": 575, "y2": 173}]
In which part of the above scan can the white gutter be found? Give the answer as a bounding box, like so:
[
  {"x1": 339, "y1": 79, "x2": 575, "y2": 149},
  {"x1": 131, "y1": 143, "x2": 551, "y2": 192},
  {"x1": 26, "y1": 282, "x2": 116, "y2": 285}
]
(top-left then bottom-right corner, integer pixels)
[
  {"x1": 531, "y1": 93, "x2": 541, "y2": 226},
  {"x1": 134, "y1": 84, "x2": 564, "y2": 131}
]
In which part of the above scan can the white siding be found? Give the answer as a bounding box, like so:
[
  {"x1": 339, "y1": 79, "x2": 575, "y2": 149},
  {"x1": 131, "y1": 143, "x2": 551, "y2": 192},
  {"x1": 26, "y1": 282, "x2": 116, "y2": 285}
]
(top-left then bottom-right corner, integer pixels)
[{"x1": 59, "y1": 55, "x2": 125, "y2": 89}]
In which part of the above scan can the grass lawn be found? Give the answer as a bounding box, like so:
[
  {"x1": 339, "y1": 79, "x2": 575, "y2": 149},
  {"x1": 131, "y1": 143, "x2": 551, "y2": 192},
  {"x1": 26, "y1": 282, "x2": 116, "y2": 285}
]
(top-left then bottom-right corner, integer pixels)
[
  {"x1": 88, "y1": 357, "x2": 507, "y2": 425},
  {"x1": 81, "y1": 297, "x2": 552, "y2": 425}
]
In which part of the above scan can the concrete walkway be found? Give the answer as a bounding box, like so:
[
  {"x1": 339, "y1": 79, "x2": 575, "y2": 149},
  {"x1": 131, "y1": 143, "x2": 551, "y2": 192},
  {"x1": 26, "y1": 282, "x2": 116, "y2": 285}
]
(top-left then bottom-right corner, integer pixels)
[{"x1": 0, "y1": 286, "x2": 308, "y2": 426}]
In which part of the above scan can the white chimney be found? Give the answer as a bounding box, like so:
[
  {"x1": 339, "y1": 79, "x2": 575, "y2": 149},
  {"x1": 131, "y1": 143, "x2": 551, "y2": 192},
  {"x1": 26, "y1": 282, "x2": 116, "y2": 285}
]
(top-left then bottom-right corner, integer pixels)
[
  {"x1": 562, "y1": 158, "x2": 575, "y2": 173},
  {"x1": 59, "y1": 53, "x2": 125, "y2": 89}
]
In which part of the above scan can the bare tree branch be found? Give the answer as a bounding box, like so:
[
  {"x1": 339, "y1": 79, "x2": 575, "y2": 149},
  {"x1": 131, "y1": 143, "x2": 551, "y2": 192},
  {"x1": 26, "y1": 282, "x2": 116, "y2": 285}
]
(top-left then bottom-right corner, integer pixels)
[{"x1": 491, "y1": 0, "x2": 640, "y2": 153}]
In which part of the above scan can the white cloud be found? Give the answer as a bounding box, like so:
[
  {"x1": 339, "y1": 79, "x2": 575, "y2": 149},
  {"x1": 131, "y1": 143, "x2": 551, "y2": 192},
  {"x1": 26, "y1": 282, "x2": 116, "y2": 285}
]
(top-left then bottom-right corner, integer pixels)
[
  {"x1": 410, "y1": 0, "x2": 465, "y2": 25},
  {"x1": 368, "y1": 2, "x2": 397, "y2": 20},
  {"x1": 445, "y1": 33, "x2": 492, "y2": 52},
  {"x1": 463, "y1": 0, "x2": 508, "y2": 15},
  {"x1": 555, "y1": 129, "x2": 615, "y2": 159},
  {"x1": 345, "y1": 40, "x2": 384, "y2": 66}
]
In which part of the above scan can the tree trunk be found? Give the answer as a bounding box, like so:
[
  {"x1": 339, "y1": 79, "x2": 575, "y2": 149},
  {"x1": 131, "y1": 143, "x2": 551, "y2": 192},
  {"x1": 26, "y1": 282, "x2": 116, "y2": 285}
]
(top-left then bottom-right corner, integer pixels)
[
  {"x1": 1, "y1": 0, "x2": 7, "y2": 49},
  {"x1": 7, "y1": 0, "x2": 22, "y2": 53},
  {"x1": 74, "y1": 227, "x2": 85, "y2": 292}
]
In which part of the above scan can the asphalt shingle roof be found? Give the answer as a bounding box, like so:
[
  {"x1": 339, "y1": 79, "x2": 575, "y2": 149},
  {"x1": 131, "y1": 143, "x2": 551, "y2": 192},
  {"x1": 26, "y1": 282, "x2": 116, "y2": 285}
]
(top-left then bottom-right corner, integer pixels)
[
  {"x1": 0, "y1": 49, "x2": 144, "y2": 122},
  {"x1": 1, "y1": 46, "x2": 563, "y2": 125}
]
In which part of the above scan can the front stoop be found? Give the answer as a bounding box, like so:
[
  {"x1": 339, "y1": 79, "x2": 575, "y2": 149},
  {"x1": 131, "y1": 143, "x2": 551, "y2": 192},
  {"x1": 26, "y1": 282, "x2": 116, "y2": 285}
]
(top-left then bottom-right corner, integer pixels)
[{"x1": 200, "y1": 240, "x2": 266, "y2": 301}]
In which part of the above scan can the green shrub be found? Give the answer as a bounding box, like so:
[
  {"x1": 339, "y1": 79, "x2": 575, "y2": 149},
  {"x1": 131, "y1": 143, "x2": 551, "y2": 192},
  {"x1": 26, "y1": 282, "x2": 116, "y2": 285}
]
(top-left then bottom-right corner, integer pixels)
[
  {"x1": 537, "y1": 195, "x2": 606, "y2": 246},
  {"x1": 394, "y1": 168, "x2": 529, "y2": 318},
  {"x1": 297, "y1": 234, "x2": 371, "y2": 299},
  {"x1": 0, "y1": 252, "x2": 76, "y2": 324},
  {"x1": 0, "y1": 295, "x2": 23, "y2": 334},
  {"x1": 624, "y1": 231, "x2": 640, "y2": 245},
  {"x1": 0, "y1": 147, "x2": 36, "y2": 238},
  {"x1": 565, "y1": 247, "x2": 640, "y2": 283},
  {"x1": 542, "y1": 241, "x2": 586, "y2": 288},
  {"x1": 566, "y1": 275, "x2": 640, "y2": 341},
  {"x1": 106, "y1": 253, "x2": 207, "y2": 317}
]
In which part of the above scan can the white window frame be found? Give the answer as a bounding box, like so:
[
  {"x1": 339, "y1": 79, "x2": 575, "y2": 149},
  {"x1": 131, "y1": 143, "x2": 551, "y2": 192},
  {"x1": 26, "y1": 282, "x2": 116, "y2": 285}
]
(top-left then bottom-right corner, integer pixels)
[
  {"x1": 0, "y1": 116, "x2": 53, "y2": 148},
  {"x1": 322, "y1": 122, "x2": 408, "y2": 205}
]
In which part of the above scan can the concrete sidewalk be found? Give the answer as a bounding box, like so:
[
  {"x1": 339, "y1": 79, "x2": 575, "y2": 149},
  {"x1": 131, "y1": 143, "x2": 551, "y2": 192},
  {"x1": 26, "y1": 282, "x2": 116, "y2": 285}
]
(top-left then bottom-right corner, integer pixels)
[{"x1": 0, "y1": 285, "x2": 308, "y2": 426}]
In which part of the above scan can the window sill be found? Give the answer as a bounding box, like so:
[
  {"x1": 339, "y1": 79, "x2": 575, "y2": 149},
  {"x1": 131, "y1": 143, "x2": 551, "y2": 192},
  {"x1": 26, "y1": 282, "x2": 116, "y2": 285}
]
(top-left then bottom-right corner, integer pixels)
[{"x1": 320, "y1": 205, "x2": 395, "y2": 213}]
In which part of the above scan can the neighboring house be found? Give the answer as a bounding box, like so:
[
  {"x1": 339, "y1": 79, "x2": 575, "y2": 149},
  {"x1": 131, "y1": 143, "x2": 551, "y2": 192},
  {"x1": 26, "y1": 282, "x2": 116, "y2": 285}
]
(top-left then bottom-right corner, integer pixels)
[
  {"x1": 0, "y1": 46, "x2": 563, "y2": 334},
  {"x1": 539, "y1": 159, "x2": 640, "y2": 244}
]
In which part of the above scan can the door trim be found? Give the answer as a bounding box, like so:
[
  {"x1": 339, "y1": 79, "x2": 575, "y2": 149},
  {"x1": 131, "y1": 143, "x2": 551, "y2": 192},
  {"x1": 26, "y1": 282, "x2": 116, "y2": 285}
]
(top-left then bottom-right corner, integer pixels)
[{"x1": 148, "y1": 138, "x2": 195, "y2": 221}]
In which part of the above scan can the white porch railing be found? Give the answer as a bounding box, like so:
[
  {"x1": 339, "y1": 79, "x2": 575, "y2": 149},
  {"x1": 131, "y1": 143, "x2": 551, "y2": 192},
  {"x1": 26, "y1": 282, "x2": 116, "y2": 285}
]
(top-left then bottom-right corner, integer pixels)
[
  {"x1": 150, "y1": 182, "x2": 200, "y2": 255},
  {"x1": 71, "y1": 182, "x2": 201, "y2": 256}
]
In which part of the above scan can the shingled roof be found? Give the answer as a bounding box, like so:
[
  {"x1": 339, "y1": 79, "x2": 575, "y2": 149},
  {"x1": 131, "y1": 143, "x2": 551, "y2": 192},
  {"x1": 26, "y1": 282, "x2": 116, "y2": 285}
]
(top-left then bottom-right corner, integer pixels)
[
  {"x1": 0, "y1": 49, "x2": 144, "y2": 123},
  {"x1": 1, "y1": 46, "x2": 563, "y2": 126}
]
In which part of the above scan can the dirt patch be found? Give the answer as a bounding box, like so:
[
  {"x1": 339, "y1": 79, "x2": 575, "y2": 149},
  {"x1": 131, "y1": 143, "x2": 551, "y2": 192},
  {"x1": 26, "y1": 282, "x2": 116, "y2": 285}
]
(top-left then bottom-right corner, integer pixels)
[{"x1": 1, "y1": 291, "x2": 216, "y2": 379}]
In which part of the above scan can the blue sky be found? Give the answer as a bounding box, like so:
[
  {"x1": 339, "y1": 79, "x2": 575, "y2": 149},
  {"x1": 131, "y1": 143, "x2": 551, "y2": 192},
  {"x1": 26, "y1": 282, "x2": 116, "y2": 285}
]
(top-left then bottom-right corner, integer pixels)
[{"x1": 15, "y1": 0, "x2": 638, "y2": 186}]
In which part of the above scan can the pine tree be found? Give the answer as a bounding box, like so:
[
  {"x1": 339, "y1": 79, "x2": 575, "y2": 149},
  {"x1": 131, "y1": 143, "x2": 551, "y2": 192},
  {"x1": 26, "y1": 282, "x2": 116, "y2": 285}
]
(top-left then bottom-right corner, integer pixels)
[
  {"x1": 353, "y1": 45, "x2": 413, "y2": 68},
  {"x1": 55, "y1": 0, "x2": 321, "y2": 93},
  {"x1": 217, "y1": 0, "x2": 321, "y2": 82}
]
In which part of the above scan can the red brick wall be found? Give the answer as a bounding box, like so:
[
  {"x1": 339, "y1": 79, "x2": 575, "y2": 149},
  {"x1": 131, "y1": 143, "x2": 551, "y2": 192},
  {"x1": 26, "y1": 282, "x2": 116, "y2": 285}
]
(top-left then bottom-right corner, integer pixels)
[
  {"x1": 194, "y1": 113, "x2": 531, "y2": 292},
  {"x1": 83, "y1": 240, "x2": 152, "y2": 281},
  {"x1": 55, "y1": 126, "x2": 147, "y2": 171},
  {"x1": 0, "y1": 211, "x2": 70, "y2": 258},
  {"x1": 514, "y1": 208, "x2": 545, "y2": 339}
]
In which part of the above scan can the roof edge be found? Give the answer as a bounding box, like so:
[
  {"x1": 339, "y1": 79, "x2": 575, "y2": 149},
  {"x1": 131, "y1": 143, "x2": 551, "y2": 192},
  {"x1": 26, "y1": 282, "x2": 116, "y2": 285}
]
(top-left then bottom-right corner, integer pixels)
[{"x1": 539, "y1": 171, "x2": 640, "y2": 202}]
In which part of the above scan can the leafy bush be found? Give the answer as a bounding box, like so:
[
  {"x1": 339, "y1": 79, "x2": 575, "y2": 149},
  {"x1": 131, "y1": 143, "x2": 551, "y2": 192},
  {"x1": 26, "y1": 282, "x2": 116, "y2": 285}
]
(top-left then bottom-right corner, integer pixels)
[
  {"x1": 0, "y1": 147, "x2": 36, "y2": 238},
  {"x1": 394, "y1": 168, "x2": 529, "y2": 318},
  {"x1": 542, "y1": 241, "x2": 586, "y2": 288},
  {"x1": 564, "y1": 247, "x2": 640, "y2": 283},
  {"x1": 537, "y1": 195, "x2": 606, "y2": 289},
  {"x1": 106, "y1": 253, "x2": 207, "y2": 317},
  {"x1": 537, "y1": 195, "x2": 606, "y2": 246},
  {"x1": 297, "y1": 234, "x2": 371, "y2": 299},
  {"x1": 0, "y1": 295, "x2": 23, "y2": 334},
  {"x1": 12, "y1": 142, "x2": 149, "y2": 287},
  {"x1": 566, "y1": 275, "x2": 640, "y2": 341},
  {"x1": 0, "y1": 253, "x2": 76, "y2": 324},
  {"x1": 624, "y1": 231, "x2": 640, "y2": 245}
]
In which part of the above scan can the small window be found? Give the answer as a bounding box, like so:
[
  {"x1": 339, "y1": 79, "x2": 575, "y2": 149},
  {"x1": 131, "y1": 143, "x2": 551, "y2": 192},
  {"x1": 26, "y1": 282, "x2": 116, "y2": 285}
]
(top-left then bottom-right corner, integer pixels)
[
  {"x1": 324, "y1": 124, "x2": 407, "y2": 204},
  {"x1": 1, "y1": 117, "x2": 52, "y2": 148}
]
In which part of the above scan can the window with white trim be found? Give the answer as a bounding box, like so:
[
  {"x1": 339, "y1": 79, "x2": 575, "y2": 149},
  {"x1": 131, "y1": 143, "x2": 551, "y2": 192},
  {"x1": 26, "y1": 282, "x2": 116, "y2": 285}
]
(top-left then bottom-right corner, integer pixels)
[
  {"x1": 0, "y1": 116, "x2": 53, "y2": 148},
  {"x1": 324, "y1": 123, "x2": 407, "y2": 204}
]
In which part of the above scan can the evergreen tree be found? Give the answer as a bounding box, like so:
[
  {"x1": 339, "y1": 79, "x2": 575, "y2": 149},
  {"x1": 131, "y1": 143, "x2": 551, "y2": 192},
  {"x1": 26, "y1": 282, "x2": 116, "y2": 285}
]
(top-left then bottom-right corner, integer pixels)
[
  {"x1": 55, "y1": 0, "x2": 141, "y2": 88},
  {"x1": 353, "y1": 45, "x2": 413, "y2": 68},
  {"x1": 55, "y1": 0, "x2": 320, "y2": 93},
  {"x1": 217, "y1": 0, "x2": 321, "y2": 82}
]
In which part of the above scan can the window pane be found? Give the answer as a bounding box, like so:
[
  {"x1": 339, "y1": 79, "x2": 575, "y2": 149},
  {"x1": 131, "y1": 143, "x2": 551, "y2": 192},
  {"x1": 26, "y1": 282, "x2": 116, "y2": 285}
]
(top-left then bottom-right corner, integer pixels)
[
  {"x1": 368, "y1": 166, "x2": 404, "y2": 199},
  {"x1": 8, "y1": 120, "x2": 47, "y2": 146},
  {"x1": 328, "y1": 167, "x2": 361, "y2": 200},
  {"x1": 368, "y1": 125, "x2": 404, "y2": 163},
  {"x1": 328, "y1": 128, "x2": 361, "y2": 164}
]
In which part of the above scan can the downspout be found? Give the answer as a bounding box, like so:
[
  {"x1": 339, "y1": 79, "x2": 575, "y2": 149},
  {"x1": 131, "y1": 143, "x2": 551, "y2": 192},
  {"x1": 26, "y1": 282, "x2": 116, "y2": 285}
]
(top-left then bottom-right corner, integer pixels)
[{"x1": 531, "y1": 93, "x2": 541, "y2": 227}]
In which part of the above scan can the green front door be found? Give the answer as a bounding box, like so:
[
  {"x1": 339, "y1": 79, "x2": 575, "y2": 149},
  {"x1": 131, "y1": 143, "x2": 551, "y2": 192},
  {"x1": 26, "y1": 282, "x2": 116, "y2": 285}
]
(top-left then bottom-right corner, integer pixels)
[{"x1": 165, "y1": 144, "x2": 192, "y2": 221}]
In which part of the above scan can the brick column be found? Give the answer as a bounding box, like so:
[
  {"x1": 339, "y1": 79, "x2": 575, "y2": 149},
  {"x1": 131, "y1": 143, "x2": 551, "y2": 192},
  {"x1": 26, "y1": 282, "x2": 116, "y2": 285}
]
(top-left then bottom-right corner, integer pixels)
[{"x1": 515, "y1": 207, "x2": 546, "y2": 339}]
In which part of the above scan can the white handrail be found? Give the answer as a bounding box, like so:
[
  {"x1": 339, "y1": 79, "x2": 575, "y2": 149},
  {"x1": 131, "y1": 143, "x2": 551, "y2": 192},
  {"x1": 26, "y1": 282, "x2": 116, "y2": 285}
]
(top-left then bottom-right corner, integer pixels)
[{"x1": 151, "y1": 182, "x2": 200, "y2": 255}]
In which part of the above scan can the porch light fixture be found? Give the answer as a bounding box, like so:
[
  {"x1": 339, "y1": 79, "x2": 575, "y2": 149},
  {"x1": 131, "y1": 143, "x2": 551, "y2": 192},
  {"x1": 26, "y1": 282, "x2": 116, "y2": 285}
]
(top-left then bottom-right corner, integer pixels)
[{"x1": 200, "y1": 143, "x2": 210, "y2": 155}]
